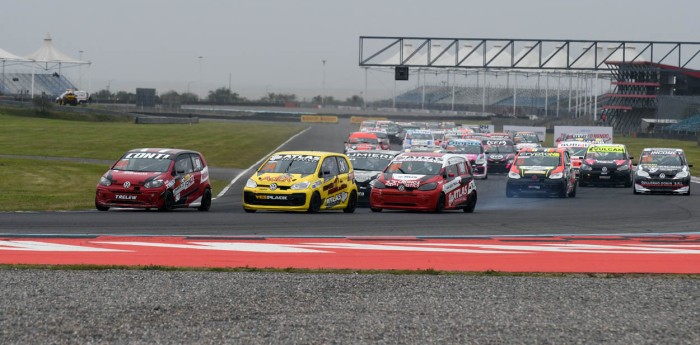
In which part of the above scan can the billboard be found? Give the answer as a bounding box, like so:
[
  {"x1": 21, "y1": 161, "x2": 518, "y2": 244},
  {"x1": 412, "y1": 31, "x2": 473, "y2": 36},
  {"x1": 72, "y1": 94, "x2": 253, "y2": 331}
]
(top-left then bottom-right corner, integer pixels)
[{"x1": 553, "y1": 126, "x2": 613, "y2": 145}]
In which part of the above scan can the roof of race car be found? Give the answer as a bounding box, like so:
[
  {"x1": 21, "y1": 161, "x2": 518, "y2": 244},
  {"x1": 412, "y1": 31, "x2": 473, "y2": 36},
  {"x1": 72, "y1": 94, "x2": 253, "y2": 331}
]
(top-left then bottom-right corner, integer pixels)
[
  {"x1": 346, "y1": 150, "x2": 402, "y2": 158},
  {"x1": 348, "y1": 131, "x2": 378, "y2": 139},
  {"x1": 269, "y1": 150, "x2": 346, "y2": 158},
  {"x1": 641, "y1": 147, "x2": 684, "y2": 152},
  {"x1": 558, "y1": 141, "x2": 591, "y2": 147},
  {"x1": 393, "y1": 152, "x2": 468, "y2": 164},
  {"x1": 126, "y1": 148, "x2": 198, "y2": 155},
  {"x1": 518, "y1": 147, "x2": 566, "y2": 153}
]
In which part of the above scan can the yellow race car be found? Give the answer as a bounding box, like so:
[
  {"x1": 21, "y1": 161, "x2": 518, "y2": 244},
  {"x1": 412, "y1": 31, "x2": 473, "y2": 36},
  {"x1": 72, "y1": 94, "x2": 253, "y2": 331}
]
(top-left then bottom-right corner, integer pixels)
[{"x1": 243, "y1": 151, "x2": 358, "y2": 213}]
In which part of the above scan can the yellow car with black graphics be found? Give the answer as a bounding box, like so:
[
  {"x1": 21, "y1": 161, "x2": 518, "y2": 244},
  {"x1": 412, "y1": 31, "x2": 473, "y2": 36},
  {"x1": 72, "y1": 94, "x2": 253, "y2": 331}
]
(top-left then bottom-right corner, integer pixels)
[{"x1": 243, "y1": 151, "x2": 358, "y2": 213}]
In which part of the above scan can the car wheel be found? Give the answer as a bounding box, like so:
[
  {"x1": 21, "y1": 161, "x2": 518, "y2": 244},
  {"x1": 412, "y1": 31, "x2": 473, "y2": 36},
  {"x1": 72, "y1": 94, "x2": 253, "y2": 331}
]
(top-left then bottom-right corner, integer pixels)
[
  {"x1": 559, "y1": 183, "x2": 568, "y2": 198},
  {"x1": 198, "y1": 188, "x2": 212, "y2": 211},
  {"x1": 95, "y1": 202, "x2": 109, "y2": 212},
  {"x1": 434, "y1": 193, "x2": 445, "y2": 213},
  {"x1": 506, "y1": 186, "x2": 515, "y2": 198},
  {"x1": 685, "y1": 185, "x2": 691, "y2": 196},
  {"x1": 624, "y1": 177, "x2": 632, "y2": 188},
  {"x1": 370, "y1": 207, "x2": 382, "y2": 212},
  {"x1": 159, "y1": 190, "x2": 175, "y2": 212},
  {"x1": 463, "y1": 191, "x2": 477, "y2": 213},
  {"x1": 343, "y1": 191, "x2": 357, "y2": 213},
  {"x1": 308, "y1": 192, "x2": 322, "y2": 213},
  {"x1": 243, "y1": 208, "x2": 257, "y2": 213},
  {"x1": 568, "y1": 182, "x2": 577, "y2": 198}
]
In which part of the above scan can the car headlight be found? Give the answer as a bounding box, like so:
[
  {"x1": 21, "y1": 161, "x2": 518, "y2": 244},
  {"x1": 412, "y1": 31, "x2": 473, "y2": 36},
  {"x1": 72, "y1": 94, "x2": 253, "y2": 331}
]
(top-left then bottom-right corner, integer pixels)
[
  {"x1": 144, "y1": 179, "x2": 164, "y2": 188},
  {"x1": 370, "y1": 179, "x2": 385, "y2": 189},
  {"x1": 617, "y1": 164, "x2": 629, "y2": 171},
  {"x1": 549, "y1": 172, "x2": 563, "y2": 179},
  {"x1": 580, "y1": 164, "x2": 592, "y2": 171},
  {"x1": 508, "y1": 171, "x2": 521, "y2": 179},
  {"x1": 290, "y1": 181, "x2": 311, "y2": 190},
  {"x1": 675, "y1": 171, "x2": 689, "y2": 179},
  {"x1": 99, "y1": 176, "x2": 112, "y2": 186},
  {"x1": 418, "y1": 182, "x2": 438, "y2": 191},
  {"x1": 636, "y1": 170, "x2": 650, "y2": 178},
  {"x1": 245, "y1": 178, "x2": 257, "y2": 188}
]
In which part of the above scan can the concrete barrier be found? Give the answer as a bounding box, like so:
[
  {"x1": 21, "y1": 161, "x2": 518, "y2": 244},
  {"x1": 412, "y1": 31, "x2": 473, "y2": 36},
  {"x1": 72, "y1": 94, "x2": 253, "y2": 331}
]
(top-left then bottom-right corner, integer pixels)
[{"x1": 135, "y1": 116, "x2": 199, "y2": 124}]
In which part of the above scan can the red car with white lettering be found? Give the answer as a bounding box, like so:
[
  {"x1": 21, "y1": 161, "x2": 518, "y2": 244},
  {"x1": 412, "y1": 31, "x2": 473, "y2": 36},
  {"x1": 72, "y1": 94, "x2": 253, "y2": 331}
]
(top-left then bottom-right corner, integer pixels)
[
  {"x1": 369, "y1": 152, "x2": 477, "y2": 213},
  {"x1": 95, "y1": 148, "x2": 212, "y2": 211}
]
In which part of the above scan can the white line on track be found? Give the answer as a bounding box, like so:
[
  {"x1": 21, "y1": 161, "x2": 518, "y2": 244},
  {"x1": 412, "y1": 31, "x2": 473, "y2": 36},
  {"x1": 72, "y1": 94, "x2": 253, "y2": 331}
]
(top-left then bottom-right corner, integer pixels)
[
  {"x1": 216, "y1": 127, "x2": 312, "y2": 198},
  {"x1": 691, "y1": 176, "x2": 700, "y2": 184}
]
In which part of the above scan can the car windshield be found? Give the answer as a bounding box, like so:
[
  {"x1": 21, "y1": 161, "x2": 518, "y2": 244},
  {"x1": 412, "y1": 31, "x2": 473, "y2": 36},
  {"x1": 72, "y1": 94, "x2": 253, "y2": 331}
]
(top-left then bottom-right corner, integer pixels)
[
  {"x1": 516, "y1": 154, "x2": 560, "y2": 166},
  {"x1": 516, "y1": 134, "x2": 539, "y2": 143},
  {"x1": 348, "y1": 156, "x2": 393, "y2": 171},
  {"x1": 639, "y1": 152, "x2": 683, "y2": 166},
  {"x1": 407, "y1": 132, "x2": 433, "y2": 140},
  {"x1": 586, "y1": 151, "x2": 626, "y2": 160},
  {"x1": 565, "y1": 147, "x2": 588, "y2": 157},
  {"x1": 385, "y1": 160, "x2": 442, "y2": 175},
  {"x1": 258, "y1": 155, "x2": 320, "y2": 175},
  {"x1": 489, "y1": 145, "x2": 516, "y2": 153},
  {"x1": 447, "y1": 145, "x2": 482, "y2": 154},
  {"x1": 112, "y1": 157, "x2": 172, "y2": 172}
]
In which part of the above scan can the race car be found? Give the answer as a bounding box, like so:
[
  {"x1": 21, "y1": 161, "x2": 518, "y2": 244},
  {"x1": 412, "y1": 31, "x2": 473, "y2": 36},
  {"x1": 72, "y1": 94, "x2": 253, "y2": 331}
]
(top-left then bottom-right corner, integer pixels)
[
  {"x1": 346, "y1": 150, "x2": 402, "y2": 206},
  {"x1": 633, "y1": 148, "x2": 692, "y2": 195},
  {"x1": 513, "y1": 131, "x2": 542, "y2": 150},
  {"x1": 483, "y1": 139, "x2": 517, "y2": 173},
  {"x1": 95, "y1": 148, "x2": 212, "y2": 211},
  {"x1": 442, "y1": 138, "x2": 488, "y2": 179},
  {"x1": 361, "y1": 128, "x2": 391, "y2": 150},
  {"x1": 243, "y1": 151, "x2": 358, "y2": 213},
  {"x1": 402, "y1": 129, "x2": 436, "y2": 151},
  {"x1": 344, "y1": 131, "x2": 381, "y2": 153},
  {"x1": 506, "y1": 147, "x2": 577, "y2": 198},
  {"x1": 557, "y1": 141, "x2": 591, "y2": 177},
  {"x1": 369, "y1": 152, "x2": 477, "y2": 213},
  {"x1": 578, "y1": 144, "x2": 633, "y2": 187}
]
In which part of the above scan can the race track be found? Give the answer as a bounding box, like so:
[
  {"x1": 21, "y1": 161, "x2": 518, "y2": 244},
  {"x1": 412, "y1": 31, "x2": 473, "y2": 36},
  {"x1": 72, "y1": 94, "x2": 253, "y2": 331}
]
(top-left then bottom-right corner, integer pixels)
[{"x1": 2, "y1": 117, "x2": 700, "y2": 237}]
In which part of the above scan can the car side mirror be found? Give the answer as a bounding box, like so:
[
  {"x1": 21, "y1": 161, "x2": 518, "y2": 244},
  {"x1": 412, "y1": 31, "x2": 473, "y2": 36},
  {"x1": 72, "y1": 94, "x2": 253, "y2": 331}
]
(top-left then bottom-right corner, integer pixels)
[
  {"x1": 689, "y1": 164, "x2": 694, "y2": 168},
  {"x1": 629, "y1": 156, "x2": 634, "y2": 160}
]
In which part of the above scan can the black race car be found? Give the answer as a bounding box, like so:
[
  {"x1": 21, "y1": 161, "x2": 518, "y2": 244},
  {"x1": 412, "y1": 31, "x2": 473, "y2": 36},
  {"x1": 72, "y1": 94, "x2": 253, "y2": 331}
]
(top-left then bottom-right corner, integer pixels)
[
  {"x1": 346, "y1": 150, "x2": 402, "y2": 206},
  {"x1": 633, "y1": 148, "x2": 692, "y2": 195}
]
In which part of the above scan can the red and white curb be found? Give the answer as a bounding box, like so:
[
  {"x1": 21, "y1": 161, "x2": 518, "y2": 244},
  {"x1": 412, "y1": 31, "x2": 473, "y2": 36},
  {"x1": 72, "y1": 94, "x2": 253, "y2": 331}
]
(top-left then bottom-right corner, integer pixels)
[{"x1": 1, "y1": 235, "x2": 699, "y2": 274}]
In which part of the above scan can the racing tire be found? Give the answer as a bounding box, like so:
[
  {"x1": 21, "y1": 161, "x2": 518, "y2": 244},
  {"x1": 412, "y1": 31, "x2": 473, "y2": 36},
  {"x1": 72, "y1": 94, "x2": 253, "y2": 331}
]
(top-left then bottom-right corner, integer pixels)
[
  {"x1": 370, "y1": 207, "x2": 382, "y2": 212},
  {"x1": 95, "y1": 202, "x2": 109, "y2": 212},
  {"x1": 434, "y1": 193, "x2": 445, "y2": 213},
  {"x1": 559, "y1": 184, "x2": 568, "y2": 198},
  {"x1": 197, "y1": 188, "x2": 212, "y2": 211},
  {"x1": 343, "y1": 191, "x2": 357, "y2": 213},
  {"x1": 568, "y1": 183, "x2": 577, "y2": 198},
  {"x1": 624, "y1": 179, "x2": 632, "y2": 188},
  {"x1": 243, "y1": 208, "x2": 256, "y2": 213},
  {"x1": 463, "y1": 192, "x2": 477, "y2": 213},
  {"x1": 685, "y1": 185, "x2": 691, "y2": 196},
  {"x1": 506, "y1": 186, "x2": 515, "y2": 198},
  {"x1": 308, "y1": 192, "x2": 322, "y2": 213},
  {"x1": 159, "y1": 190, "x2": 175, "y2": 212}
]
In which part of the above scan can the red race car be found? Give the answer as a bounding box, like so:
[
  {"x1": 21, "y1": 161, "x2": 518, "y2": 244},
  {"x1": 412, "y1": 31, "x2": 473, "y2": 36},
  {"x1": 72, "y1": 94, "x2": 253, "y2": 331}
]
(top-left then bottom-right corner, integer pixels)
[
  {"x1": 95, "y1": 148, "x2": 212, "y2": 211},
  {"x1": 369, "y1": 152, "x2": 477, "y2": 213}
]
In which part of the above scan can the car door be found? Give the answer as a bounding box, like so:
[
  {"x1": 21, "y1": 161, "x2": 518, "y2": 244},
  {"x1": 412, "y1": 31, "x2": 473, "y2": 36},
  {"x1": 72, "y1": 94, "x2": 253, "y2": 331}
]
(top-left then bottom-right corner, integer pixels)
[
  {"x1": 172, "y1": 154, "x2": 199, "y2": 205},
  {"x1": 320, "y1": 156, "x2": 341, "y2": 209}
]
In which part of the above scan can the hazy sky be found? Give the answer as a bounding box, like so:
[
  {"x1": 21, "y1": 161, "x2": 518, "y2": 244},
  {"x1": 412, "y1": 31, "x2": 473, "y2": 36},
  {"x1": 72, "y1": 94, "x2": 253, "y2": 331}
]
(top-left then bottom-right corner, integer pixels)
[{"x1": 2, "y1": 0, "x2": 699, "y2": 100}]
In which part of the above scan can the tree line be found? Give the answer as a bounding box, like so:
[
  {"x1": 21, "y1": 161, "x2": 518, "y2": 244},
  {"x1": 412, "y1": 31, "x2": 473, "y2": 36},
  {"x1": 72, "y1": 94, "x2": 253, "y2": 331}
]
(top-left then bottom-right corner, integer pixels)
[{"x1": 90, "y1": 87, "x2": 365, "y2": 107}]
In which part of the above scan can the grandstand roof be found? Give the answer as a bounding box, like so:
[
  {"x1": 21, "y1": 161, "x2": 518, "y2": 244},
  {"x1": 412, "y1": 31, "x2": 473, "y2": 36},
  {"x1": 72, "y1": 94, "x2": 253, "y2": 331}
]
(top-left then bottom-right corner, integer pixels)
[
  {"x1": 24, "y1": 33, "x2": 88, "y2": 64},
  {"x1": 0, "y1": 47, "x2": 27, "y2": 61}
]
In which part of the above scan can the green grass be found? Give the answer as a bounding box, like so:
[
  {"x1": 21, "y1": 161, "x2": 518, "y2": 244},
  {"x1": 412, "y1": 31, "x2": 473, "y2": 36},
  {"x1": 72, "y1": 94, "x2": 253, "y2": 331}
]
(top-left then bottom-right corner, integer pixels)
[{"x1": 0, "y1": 107, "x2": 303, "y2": 211}]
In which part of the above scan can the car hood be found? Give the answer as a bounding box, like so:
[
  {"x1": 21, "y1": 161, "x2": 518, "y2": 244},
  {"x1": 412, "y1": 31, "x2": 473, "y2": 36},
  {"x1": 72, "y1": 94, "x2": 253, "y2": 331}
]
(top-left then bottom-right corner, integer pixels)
[
  {"x1": 253, "y1": 172, "x2": 312, "y2": 186},
  {"x1": 354, "y1": 170, "x2": 382, "y2": 183},
  {"x1": 106, "y1": 170, "x2": 168, "y2": 186}
]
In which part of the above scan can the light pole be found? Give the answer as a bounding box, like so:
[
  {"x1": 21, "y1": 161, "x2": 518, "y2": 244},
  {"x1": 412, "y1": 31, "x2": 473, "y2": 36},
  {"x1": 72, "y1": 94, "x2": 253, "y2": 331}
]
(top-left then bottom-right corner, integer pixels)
[
  {"x1": 78, "y1": 50, "x2": 84, "y2": 89},
  {"x1": 321, "y1": 59, "x2": 326, "y2": 107},
  {"x1": 187, "y1": 81, "x2": 195, "y2": 94},
  {"x1": 198, "y1": 56, "x2": 203, "y2": 102},
  {"x1": 107, "y1": 79, "x2": 115, "y2": 104}
]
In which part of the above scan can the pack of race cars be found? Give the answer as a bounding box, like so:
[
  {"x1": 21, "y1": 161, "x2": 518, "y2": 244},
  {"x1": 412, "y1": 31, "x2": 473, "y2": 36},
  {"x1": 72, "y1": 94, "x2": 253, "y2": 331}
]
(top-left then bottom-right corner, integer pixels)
[{"x1": 94, "y1": 121, "x2": 693, "y2": 212}]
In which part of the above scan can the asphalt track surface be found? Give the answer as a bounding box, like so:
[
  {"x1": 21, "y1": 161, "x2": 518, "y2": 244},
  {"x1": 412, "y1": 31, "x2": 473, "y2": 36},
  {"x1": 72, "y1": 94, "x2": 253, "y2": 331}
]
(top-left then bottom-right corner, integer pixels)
[
  {"x1": 2, "y1": 117, "x2": 699, "y2": 344},
  {"x1": 2, "y1": 117, "x2": 700, "y2": 236}
]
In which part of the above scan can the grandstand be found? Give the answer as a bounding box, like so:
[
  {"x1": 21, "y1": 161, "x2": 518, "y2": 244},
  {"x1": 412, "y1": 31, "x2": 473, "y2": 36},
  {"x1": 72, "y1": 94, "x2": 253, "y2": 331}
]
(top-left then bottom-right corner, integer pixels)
[{"x1": 0, "y1": 73, "x2": 76, "y2": 98}]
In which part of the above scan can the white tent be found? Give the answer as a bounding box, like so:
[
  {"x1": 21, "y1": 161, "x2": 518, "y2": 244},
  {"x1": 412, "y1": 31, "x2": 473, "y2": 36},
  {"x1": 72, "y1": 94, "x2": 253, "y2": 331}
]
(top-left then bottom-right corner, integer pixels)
[{"x1": 21, "y1": 33, "x2": 91, "y2": 97}]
